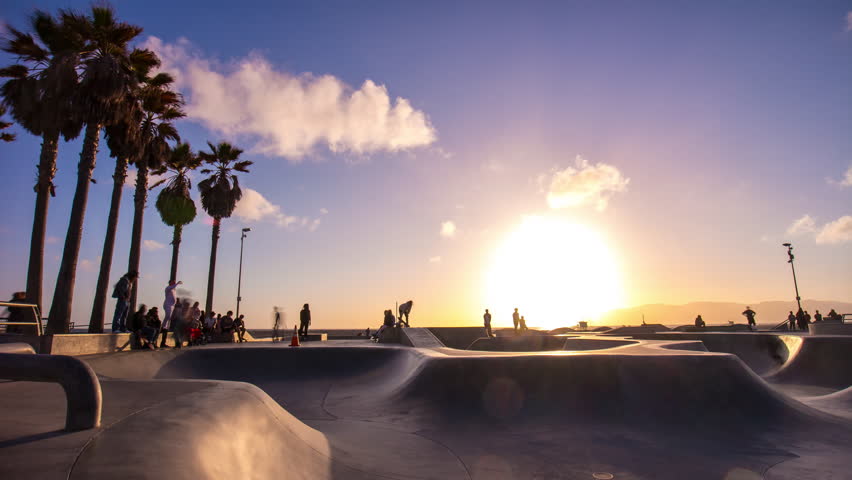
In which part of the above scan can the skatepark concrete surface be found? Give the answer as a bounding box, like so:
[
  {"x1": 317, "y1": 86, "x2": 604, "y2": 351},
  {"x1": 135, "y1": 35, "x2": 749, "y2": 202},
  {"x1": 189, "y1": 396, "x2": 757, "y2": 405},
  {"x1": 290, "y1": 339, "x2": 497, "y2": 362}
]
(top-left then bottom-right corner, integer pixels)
[{"x1": 2, "y1": 332, "x2": 852, "y2": 479}]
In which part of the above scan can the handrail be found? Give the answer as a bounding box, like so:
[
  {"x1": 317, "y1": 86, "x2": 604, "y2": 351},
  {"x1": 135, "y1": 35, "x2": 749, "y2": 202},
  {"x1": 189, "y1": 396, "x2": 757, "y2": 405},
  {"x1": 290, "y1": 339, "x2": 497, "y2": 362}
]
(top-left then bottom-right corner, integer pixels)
[
  {"x1": 0, "y1": 352, "x2": 102, "y2": 431},
  {"x1": 0, "y1": 301, "x2": 43, "y2": 336}
]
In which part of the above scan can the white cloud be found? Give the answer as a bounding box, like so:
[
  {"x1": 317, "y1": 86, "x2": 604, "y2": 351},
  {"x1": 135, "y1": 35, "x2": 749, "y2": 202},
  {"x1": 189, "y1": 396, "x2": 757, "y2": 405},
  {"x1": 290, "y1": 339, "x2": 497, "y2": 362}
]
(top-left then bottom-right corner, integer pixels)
[
  {"x1": 319, "y1": 208, "x2": 329, "y2": 215},
  {"x1": 816, "y1": 215, "x2": 852, "y2": 244},
  {"x1": 545, "y1": 155, "x2": 629, "y2": 211},
  {"x1": 846, "y1": 11, "x2": 852, "y2": 32},
  {"x1": 125, "y1": 168, "x2": 166, "y2": 189},
  {"x1": 143, "y1": 239, "x2": 166, "y2": 251},
  {"x1": 143, "y1": 36, "x2": 437, "y2": 160},
  {"x1": 839, "y1": 165, "x2": 852, "y2": 187},
  {"x1": 428, "y1": 256, "x2": 442, "y2": 263},
  {"x1": 787, "y1": 214, "x2": 817, "y2": 235},
  {"x1": 233, "y1": 188, "x2": 319, "y2": 230},
  {"x1": 440, "y1": 221, "x2": 457, "y2": 238}
]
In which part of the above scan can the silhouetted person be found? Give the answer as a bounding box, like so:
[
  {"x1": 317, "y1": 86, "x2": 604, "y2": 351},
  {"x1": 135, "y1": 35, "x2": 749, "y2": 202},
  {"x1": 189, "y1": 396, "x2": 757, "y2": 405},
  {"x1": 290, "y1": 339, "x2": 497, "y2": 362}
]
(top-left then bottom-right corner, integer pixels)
[
  {"x1": 787, "y1": 311, "x2": 796, "y2": 331},
  {"x1": 483, "y1": 309, "x2": 493, "y2": 337},
  {"x1": 827, "y1": 309, "x2": 841, "y2": 322},
  {"x1": 512, "y1": 308, "x2": 520, "y2": 333},
  {"x1": 220, "y1": 310, "x2": 235, "y2": 342},
  {"x1": 5, "y1": 291, "x2": 36, "y2": 335},
  {"x1": 162, "y1": 280, "x2": 182, "y2": 329},
  {"x1": 272, "y1": 307, "x2": 281, "y2": 342},
  {"x1": 398, "y1": 300, "x2": 413, "y2": 327},
  {"x1": 695, "y1": 315, "x2": 705, "y2": 328},
  {"x1": 299, "y1": 304, "x2": 311, "y2": 336},
  {"x1": 519, "y1": 315, "x2": 528, "y2": 332},
  {"x1": 235, "y1": 314, "x2": 247, "y2": 342},
  {"x1": 130, "y1": 304, "x2": 148, "y2": 349},
  {"x1": 814, "y1": 310, "x2": 822, "y2": 323},
  {"x1": 795, "y1": 308, "x2": 805, "y2": 332},
  {"x1": 742, "y1": 306, "x2": 756, "y2": 330},
  {"x1": 800, "y1": 310, "x2": 811, "y2": 331},
  {"x1": 111, "y1": 271, "x2": 138, "y2": 333}
]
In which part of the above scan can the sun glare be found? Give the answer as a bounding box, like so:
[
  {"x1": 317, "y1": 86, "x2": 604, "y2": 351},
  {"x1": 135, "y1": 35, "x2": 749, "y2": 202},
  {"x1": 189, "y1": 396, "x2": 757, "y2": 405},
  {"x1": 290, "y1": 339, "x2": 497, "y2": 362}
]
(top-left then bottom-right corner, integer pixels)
[{"x1": 483, "y1": 216, "x2": 623, "y2": 330}]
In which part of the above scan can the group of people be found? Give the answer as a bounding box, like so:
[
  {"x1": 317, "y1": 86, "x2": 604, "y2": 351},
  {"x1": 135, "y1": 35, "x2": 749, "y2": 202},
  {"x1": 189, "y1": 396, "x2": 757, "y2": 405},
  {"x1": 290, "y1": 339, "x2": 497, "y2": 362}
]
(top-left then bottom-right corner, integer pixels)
[
  {"x1": 111, "y1": 275, "x2": 247, "y2": 349},
  {"x1": 480, "y1": 308, "x2": 528, "y2": 338},
  {"x1": 786, "y1": 308, "x2": 842, "y2": 331}
]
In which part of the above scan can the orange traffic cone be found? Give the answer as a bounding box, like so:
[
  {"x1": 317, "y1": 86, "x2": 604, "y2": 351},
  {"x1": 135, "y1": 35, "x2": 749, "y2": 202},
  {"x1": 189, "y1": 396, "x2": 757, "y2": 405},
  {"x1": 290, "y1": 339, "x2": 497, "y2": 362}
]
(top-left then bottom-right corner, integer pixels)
[{"x1": 289, "y1": 326, "x2": 300, "y2": 347}]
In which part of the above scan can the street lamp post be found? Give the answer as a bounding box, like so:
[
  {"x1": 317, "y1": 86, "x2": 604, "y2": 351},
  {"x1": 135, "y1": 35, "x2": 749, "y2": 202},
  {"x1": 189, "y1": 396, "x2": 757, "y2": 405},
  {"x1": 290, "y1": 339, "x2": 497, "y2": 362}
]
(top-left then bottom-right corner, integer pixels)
[
  {"x1": 236, "y1": 228, "x2": 251, "y2": 318},
  {"x1": 782, "y1": 242, "x2": 802, "y2": 313}
]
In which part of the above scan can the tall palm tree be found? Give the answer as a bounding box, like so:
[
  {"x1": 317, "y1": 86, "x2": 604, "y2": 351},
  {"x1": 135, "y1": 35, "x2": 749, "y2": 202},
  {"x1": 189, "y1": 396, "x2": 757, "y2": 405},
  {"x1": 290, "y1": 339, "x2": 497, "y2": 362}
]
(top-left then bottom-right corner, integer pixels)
[
  {"x1": 125, "y1": 81, "x2": 185, "y2": 312},
  {"x1": 197, "y1": 142, "x2": 252, "y2": 312},
  {"x1": 1, "y1": 11, "x2": 84, "y2": 316},
  {"x1": 0, "y1": 105, "x2": 16, "y2": 142},
  {"x1": 87, "y1": 70, "x2": 176, "y2": 333},
  {"x1": 47, "y1": 7, "x2": 146, "y2": 334},
  {"x1": 151, "y1": 142, "x2": 201, "y2": 284}
]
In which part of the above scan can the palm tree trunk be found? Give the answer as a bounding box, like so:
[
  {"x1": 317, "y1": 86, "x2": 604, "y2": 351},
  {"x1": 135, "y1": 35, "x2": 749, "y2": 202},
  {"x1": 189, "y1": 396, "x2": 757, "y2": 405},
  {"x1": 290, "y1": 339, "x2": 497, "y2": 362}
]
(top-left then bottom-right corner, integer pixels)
[
  {"x1": 25, "y1": 131, "x2": 60, "y2": 319},
  {"x1": 127, "y1": 163, "x2": 148, "y2": 312},
  {"x1": 169, "y1": 224, "x2": 183, "y2": 284},
  {"x1": 205, "y1": 218, "x2": 220, "y2": 312},
  {"x1": 47, "y1": 123, "x2": 100, "y2": 334},
  {"x1": 88, "y1": 157, "x2": 128, "y2": 333}
]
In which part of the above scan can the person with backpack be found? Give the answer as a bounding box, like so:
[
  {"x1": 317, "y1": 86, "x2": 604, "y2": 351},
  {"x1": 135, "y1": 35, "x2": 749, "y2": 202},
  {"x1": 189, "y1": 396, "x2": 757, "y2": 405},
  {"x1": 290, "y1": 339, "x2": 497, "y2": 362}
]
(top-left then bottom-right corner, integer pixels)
[{"x1": 111, "y1": 271, "x2": 138, "y2": 333}]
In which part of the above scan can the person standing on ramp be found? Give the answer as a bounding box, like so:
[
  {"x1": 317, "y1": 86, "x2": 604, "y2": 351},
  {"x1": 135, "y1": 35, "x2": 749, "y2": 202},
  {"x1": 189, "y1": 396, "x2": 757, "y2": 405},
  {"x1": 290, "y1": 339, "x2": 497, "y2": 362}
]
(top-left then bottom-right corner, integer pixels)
[
  {"x1": 742, "y1": 306, "x2": 756, "y2": 331},
  {"x1": 483, "y1": 309, "x2": 493, "y2": 338},
  {"x1": 299, "y1": 303, "x2": 311, "y2": 336},
  {"x1": 512, "y1": 308, "x2": 520, "y2": 334}
]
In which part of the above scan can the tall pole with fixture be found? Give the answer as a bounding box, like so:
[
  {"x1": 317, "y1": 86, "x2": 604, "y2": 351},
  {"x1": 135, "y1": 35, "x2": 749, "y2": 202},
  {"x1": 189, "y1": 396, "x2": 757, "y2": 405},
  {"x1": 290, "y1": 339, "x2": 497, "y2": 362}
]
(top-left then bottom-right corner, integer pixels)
[
  {"x1": 782, "y1": 242, "x2": 802, "y2": 313},
  {"x1": 236, "y1": 228, "x2": 251, "y2": 318}
]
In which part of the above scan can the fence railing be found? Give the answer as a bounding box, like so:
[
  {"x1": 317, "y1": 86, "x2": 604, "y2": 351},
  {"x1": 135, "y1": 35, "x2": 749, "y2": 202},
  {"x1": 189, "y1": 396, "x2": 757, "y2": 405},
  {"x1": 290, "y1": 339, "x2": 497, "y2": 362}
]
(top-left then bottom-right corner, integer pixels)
[{"x1": 0, "y1": 302, "x2": 43, "y2": 336}]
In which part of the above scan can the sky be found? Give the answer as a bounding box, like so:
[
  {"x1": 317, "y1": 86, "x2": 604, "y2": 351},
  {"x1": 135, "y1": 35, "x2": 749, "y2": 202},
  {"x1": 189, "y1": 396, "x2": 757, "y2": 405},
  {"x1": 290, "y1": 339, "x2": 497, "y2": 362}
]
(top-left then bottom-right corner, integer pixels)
[{"x1": 1, "y1": 1, "x2": 851, "y2": 330}]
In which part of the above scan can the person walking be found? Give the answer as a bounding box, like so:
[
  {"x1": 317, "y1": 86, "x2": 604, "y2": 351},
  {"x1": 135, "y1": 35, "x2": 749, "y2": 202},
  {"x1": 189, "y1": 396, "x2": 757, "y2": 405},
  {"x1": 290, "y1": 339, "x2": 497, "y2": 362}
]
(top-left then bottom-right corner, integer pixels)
[
  {"x1": 162, "y1": 280, "x2": 182, "y2": 328},
  {"x1": 111, "y1": 271, "x2": 138, "y2": 333},
  {"x1": 512, "y1": 308, "x2": 520, "y2": 334},
  {"x1": 272, "y1": 307, "x2": 282, "y2": 342},
  {"x1": 483, "y1": 309, "x2": 493, "y2": 338},
  {"x1": 299, "y1": 304, "x2": 311, "y2": 336},
  {"x1": 742, "y1": 306, "x2": 756, "y2": 331},
  {"x1": 787, "y1": 311, "x2": 796, "y2": 331}
]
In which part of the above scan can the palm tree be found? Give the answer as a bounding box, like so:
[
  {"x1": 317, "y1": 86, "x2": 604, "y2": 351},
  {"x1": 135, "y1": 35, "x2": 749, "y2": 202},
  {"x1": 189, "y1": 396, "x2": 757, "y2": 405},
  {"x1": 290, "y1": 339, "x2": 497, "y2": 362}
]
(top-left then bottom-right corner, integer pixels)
[
  {"x1": 1, "y1": 11, "x2": 84, "y2": 316},
  {"x1": 197, "y1": 142, "x2": 252, "y2": 312},
  {"x1": 47, "y1": 7, "x2": 146, "y2": 334},
  {"x1": 151, "y1": 143, "x2": 202, "y2": 284},
  {"x1": 0, "y1": 105, "x2": 16, "y2": 142},
  {"x1": 125, "y1": 80, "x2": 185, "y2": 312},
  {"x1": 87, "y1": 70, "x2": 176, "y2": 333}
]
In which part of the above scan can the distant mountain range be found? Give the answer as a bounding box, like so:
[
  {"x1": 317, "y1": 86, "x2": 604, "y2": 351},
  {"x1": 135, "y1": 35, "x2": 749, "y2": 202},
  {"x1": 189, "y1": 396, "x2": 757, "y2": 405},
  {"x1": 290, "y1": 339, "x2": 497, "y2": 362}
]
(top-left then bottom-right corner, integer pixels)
[{"x1": 599, "y1": 300, "x2": 852, "y2": 327}]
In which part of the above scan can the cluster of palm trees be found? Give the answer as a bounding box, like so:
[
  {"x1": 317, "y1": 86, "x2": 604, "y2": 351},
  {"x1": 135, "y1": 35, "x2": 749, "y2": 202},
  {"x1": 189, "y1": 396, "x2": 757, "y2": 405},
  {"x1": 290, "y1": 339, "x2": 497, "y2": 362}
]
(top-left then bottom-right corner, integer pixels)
[{"x1": 1, "y1": 7, "x2": 252, "y2": 334}]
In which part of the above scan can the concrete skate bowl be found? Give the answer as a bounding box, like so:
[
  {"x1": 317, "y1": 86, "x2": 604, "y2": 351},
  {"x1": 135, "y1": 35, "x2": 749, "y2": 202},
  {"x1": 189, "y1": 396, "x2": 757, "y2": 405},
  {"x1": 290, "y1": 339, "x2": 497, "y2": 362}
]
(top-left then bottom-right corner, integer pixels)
[
  {"x1": 78, "y1": 346, "x2": 852, "y2": 479},
  {"x1": 629, "y1": 332, "x2": 804, "y2": 376},
  {"x1": 467, "y1": 335, "x2": 637, "y2": 352}
]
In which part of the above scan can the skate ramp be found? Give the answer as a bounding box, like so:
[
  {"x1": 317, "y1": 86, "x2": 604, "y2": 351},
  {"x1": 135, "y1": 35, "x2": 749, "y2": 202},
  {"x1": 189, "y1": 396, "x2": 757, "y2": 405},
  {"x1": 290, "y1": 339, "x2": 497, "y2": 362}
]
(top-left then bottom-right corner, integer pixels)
[
  {"x1": 69, "y1": 344, "x2": 852, "y2": 479},
  {"x1": 765, "y1": 336, "x2": 852, "y2": 389}
]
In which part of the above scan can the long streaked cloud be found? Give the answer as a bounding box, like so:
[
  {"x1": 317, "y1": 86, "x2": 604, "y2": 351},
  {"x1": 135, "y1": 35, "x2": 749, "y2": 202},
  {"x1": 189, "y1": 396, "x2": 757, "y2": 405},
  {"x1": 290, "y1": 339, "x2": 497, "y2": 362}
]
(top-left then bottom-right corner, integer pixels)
[
  {"x1": 846, "y1": 11, "x2": 852, "y2": 32},
  {"x1": 816, "y1": 215, "x2": 852, "y2": 244},
  {"x1": 143, "y1": 239, "x2": 166, "y2": 251},
  {"x1": 544, "y1": 155, "x2": 629, "y2": 211},
  {"x1": 143, "y1": 36, "x2": 437, "y2": 160},
  {"x1": 233, "y1": 188, "x2": 320, "y2": 231},
  {"x1": 787, "y1": 214, "x2": 817, "y2": 235}
]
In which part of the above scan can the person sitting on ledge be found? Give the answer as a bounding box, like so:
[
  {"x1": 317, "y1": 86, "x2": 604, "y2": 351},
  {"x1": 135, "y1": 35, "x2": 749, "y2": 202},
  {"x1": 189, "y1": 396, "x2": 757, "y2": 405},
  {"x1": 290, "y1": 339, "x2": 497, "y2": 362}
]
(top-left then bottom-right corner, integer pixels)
[
  {"x1": 519, "y1": 315, "x2": 529, "y2": 332},
  {"x1": 813, "y1": 310, "x2": 822, "y2": 323},
  {"x1": 372, "y1": 309, "x2": 396, "y2": 341},
  {"x1": 130, "y1": 304, "x2": 157, "y2": 350},
  {"x1": 826, "y1": 309, "x2": 841, "y2": 322},
  {"x1": 235, "y1": 314, "x2": 247, "y2": 343},
  {"x1": 146, "y1": 307, "x2": 161, "y2": 345},
  {"x1": 220, "y1": 311, "x2": 235, "y2": 342},
  {"x1": 695, "y1": 315, "x2": 705, "y2": 328}
]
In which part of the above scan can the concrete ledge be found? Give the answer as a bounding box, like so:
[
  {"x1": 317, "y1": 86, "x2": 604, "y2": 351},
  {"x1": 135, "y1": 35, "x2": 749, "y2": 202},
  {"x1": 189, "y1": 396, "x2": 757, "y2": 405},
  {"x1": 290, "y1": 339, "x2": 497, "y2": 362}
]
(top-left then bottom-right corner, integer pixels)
[
  {"x1": 0, "y1": 353, "x2": 102, "y2": 430},
  {"x1": 41, "y1": 333, "x2": 185, "y2": 355},
  {"x1": 301, "y1": 333, "x2": 327, "y2": 342},
  {"x1": 809, "y1": 322, "x2": 852, "y2": 336},
  {"x1": 0, "y1": 342, "x2": 36, "y2": 354}
]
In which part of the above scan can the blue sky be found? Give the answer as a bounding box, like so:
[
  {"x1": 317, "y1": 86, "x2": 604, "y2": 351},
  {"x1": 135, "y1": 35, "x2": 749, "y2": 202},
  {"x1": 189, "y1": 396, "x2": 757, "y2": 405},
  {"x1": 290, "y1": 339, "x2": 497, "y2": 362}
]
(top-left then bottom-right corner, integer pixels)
[{"x1": 1, "y1": 1, "x2": 851, "y2": 329}]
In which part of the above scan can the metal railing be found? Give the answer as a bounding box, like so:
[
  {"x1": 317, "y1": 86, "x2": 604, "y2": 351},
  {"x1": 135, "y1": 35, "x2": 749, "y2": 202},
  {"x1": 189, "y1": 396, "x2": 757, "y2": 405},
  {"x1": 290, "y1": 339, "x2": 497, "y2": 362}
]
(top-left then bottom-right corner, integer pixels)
[{"x1": 0, "y1": 302, "x2": 43, "y2": 336}]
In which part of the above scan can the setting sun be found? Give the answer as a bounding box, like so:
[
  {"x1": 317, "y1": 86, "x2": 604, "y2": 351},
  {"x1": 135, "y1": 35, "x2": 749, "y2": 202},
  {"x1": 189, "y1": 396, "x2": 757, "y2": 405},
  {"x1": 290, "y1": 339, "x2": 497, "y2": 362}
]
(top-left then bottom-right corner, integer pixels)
[{"x1": 483, "y1": 216, "x2": 623, "y2": 330}]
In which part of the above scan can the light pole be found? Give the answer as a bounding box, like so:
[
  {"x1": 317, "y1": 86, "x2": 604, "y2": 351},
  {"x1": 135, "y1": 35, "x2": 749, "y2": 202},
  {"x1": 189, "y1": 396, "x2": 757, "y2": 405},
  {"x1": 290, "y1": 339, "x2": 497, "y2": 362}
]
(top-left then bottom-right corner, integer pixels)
[
  {"x1": 782, "y1": 242, "x2": 802, "y2": 313},
  {"x1": 236, "y1": 228, "x2": 251, "y2": 318}
]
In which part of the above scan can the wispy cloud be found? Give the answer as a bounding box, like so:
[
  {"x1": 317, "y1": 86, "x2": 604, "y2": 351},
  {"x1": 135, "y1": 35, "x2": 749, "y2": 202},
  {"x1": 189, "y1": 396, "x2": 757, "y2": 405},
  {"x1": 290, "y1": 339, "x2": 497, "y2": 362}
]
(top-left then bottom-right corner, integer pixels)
[
  {"x1": 319, "y1": 208, "x2": 329, "y2": 215},
  {"x1": 481, "y1": 159, "x2": 506, "y2": 173},
  {"x1": 233, "y1": 188, "x2": 320, "y2": 230},
  {"x1": 46, "y1": 236, "x2": 59, "y2": 245},
  {"x1": 816, "y1": 215, "x2": 852, "y2": 244},
  {"x1": 440, "y1": 221, "x2": 457, "y2": 238},
  {"x1": 79, "y1": 259, "x2": 95, "y2": 272},
  {"x1": 830, "y1": 165, "x2": 852, "y2": 187},
  {"x1": 125, "y1": 168, "x2": 167, "y2": 189},
  {"x1": 428, "y1": 256, "x2": 442, "y2": 263},
  {"x1": 144, "y1": 36, "x2": 437, "y2": 160},
  {"x1": 544, "y1": 155, "x2": 629, "y2": 211},
  {"x1": 787, "y1": 214, "x2": 817, "y2": 235},
  {"x1": 846, "y1": 11, "x2": 852, "y2": 32},
  {"x1": 143, "y1": 239, "x2": 166, "y2": 251}
]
